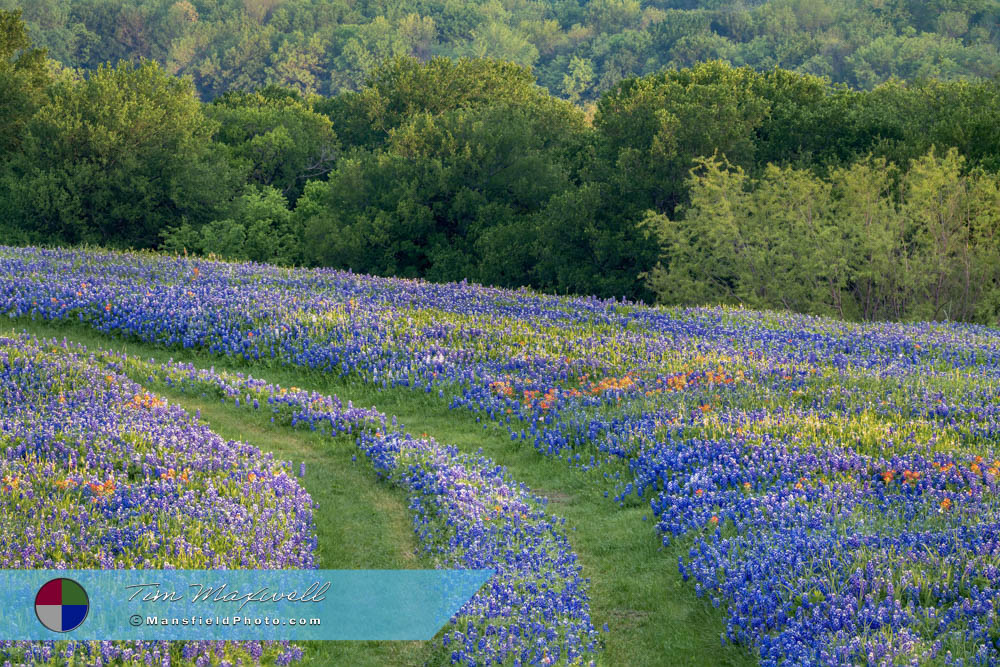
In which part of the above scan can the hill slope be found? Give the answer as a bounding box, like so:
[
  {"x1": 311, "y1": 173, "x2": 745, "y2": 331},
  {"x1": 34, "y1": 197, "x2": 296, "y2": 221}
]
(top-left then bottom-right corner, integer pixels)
[
  {"x1": 6, "y1": 0, "x2": 1000, "y2": 100},
  {"x1": 4, "y1": 245, "x2": 1000, "y2": 664}
]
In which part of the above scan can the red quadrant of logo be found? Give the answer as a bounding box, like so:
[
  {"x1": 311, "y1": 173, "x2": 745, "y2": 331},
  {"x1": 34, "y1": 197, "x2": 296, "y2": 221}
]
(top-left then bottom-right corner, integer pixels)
[{"x1": 34, "y1": 579, "x2": 62, "y2": 605}]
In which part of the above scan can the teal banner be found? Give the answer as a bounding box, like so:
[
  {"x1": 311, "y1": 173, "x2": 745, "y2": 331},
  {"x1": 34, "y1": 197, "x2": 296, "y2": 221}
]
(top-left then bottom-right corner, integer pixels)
[{"x1": 0, "y1": 569, "x2": 494, "y2": 640}]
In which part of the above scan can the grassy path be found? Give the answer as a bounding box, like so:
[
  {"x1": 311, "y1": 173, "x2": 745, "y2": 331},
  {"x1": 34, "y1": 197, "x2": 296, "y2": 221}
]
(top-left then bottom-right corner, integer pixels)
[
  {"x1": 4, "y1": 318, "x2": 757, "y2": 666},
  {"x1": 150, "y1": 391, "x2": 436, "y2": 667},
  {"x1": 343, "y1": 388, "x2": 754, "y2": 667}
]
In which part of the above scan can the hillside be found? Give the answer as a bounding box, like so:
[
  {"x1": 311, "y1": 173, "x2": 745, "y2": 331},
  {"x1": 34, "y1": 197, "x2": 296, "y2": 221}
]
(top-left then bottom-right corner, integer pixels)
[
  {"x1": 5, "y1": 0, "x2": 1000, "y2": 100},
  {"x1": 3, "y1": 8, "x2": 1000, "y2": 324},
  {"x1": 3, "y1": 245, "x2": 1000, "y2": 664}
]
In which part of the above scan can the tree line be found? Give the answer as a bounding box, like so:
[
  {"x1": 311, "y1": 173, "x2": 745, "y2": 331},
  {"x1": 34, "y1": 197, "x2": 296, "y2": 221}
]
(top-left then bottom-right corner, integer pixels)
[
  {"x1": 645, "y1": 151, "x2": 1000, "y2": 323},
  {"x1": 3, "y1": 8, "x2": 1000, "y2": 323},
  {"x1": 3, "y1": 0, "x2": 1000, "y2": 102}
]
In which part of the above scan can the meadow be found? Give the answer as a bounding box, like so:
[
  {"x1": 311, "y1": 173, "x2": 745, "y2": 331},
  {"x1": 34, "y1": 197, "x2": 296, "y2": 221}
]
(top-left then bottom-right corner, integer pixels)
[{"x1": 2, "y1": 245, "x2": 1000, "y2": 666}]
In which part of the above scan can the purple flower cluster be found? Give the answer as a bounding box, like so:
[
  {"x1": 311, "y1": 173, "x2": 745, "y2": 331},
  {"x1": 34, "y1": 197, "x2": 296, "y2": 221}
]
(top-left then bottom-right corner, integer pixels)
[
  {"x1": 86, "y1": 346, "x2": 600, "y2": 665},
  {"x1": 354, "y1": 431, "x2": 600, "y2": 666},
  {"x1": 0, "y1": 334, "x2": 315, "y2": 665},
  {"x1": 5, "y1": 246, "x2": 1000, "y2": 664}
]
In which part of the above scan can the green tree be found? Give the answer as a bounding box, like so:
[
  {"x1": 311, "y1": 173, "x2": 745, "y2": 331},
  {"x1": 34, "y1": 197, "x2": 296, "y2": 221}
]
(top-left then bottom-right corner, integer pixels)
[
  {"x1": 171, "y1": 14, "x2": 274, "y2": 98},
  {"x1": 6, "y1": 0, "x2": 1000, "y2": 103},
  {"x1": 969, "y1": 173, "x2": 1000, "y2": 324},
  {"x1": 649, "y1": 155, "x2": 882, "y2": 317},
  {"x1": 266, "y1": 32, "x2": 325, "y2": 95},
  {"x1": 594, "y1": 61, "x2": 769, "y2": 219},
  {"x1": 3, "y1": 59, "x2": 238, "y2": 247},
  {"x1": 900, "y1": 147, "x2": 998, "y2": 322},
  {"x1": 535, "y1": 181, "x2": 650, "y2": 298},
  {"x1": 643, "y1": 155, "x2": 750, "y2": 307},
  {"x1": 0, "y1": 9, "x2": 50, "y2": 155},
  {"x1": 296, "y1": 99, "x2": 586, "y2": 285},
  {"x1": 750, "y1": 67, "x2": 854, "y2": 171},
  {"x1": 751, "y1": 164, "x2": 840, "y2": 314},
  {"x1": 209, "y1": 86, "x2": 339, "y2": 202},
  {"x1": 458, "y1": 22, "x2": 539, "y2": 68},
  {"x1": 646, "y1": 146, "x2": 1000, "y2": 323},
  {"x1": 828, "y1": 157, "x2": 907, "y2": 320},
  {"x1": 561, "y1": 56, "x2": 594, "y2": 103},
  {"x1": 318, "y1": 56, "x2": 556, "y2": 150},
  {"x1": 163, "y1": 185, "x2": 301, "y2": 264}
]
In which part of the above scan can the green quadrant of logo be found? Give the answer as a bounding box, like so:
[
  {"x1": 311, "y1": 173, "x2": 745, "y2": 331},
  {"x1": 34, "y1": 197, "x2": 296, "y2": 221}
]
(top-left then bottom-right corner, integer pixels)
[{"x1": 60, "y1": 579, "x2": 88, "y2": 605}]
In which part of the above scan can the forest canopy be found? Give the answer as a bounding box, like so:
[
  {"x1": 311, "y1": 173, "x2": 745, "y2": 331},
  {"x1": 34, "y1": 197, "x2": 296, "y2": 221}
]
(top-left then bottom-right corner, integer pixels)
[
  {"x1": 2, "y1": 0, "x2": 999, "y2": 101},
  {"x1": 3, "y1": 7, "x2": 1000, "y2": 324}
]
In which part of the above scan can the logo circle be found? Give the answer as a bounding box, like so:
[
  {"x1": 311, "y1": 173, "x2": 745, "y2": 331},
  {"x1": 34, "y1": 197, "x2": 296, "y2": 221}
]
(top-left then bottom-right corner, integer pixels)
[{"x1": 34, "y1": 578, "x2": 89, "y2": 632}]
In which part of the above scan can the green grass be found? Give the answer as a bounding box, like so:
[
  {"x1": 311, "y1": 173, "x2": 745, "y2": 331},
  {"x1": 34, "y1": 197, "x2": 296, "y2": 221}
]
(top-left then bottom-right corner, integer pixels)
[
  {"x1": 148, "y1": 393, "x2": 437, "y2": 667},
  {"x1": 3, "y1": 317, "x2": 757, "y2": 666}
]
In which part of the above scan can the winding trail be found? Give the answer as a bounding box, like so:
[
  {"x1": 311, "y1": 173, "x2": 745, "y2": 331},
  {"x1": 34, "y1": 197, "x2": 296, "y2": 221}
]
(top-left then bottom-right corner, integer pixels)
[{"x1": 4, "y1": 318, "x2": 757, "y2": 666}]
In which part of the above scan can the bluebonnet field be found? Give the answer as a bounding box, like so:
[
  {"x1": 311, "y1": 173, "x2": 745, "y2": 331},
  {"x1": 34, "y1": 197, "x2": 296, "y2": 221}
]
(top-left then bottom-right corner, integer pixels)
[
  {"x1": 3, "y1": 246, "x2": 1000, "y2": 665},
  {"x1": 0, "y1": 334, "x2": 313, "y2": 665},
  {"x1": 106, "y1": 348, "x2": 601, "y2": 665},
  {"x1": 0, "y1": 335, "x2": 599, "y2": 663}
]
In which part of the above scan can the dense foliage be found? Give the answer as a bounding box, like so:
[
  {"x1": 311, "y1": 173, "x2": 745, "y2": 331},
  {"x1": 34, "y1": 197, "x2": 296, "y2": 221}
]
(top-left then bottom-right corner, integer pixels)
[
  {"x1": 3, "y1": 9, "x2": 1000, "y2": 321},
  {"x1": 6, "y1": 246, "x2": 1000, "y2": 665},
  {"x1": 645, "y1": 149, "x2": 1000, "y2": 323},
  {"x1": 3, "y1": 0, "x2": 1000, "y2": 100}
]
